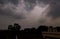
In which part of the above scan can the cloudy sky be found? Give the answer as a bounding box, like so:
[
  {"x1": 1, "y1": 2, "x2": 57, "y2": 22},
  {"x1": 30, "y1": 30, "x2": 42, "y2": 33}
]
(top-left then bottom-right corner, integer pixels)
[{"x1": 0, "y1": 0, "x2": 60, "y2": 29}]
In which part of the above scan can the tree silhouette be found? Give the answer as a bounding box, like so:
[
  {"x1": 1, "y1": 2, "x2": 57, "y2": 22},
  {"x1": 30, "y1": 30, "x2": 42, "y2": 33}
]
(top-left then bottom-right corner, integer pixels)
[
  {"x1": 13, "y1": 23, "x2": 21, "y2": 39},
  {"x1": 37, "y1": 25, "x2": 48, "y2": 32},
  {"x1": 7, "y1": 24, "x2": 47, "y2": 39},
  {"x1": 56, "y1": 27, "x2": 60, "y2": 32},
  {"x1": 8, "y1": 25, "x2": 13, "y2": 31},
  {"x1": 49, "y1": 26, "x2": 53, "y2": 32},
  {"x1": 14, "y1": 23, "x2": 21, "y2": 31},
  {"x1": 30, "y1": 28, "x2": 36, "y2": 32},
  {"x1": 36, "y1": 25, "x2": 46, "y2": 39},
  {"x1": 8, "y1": 23, "x2": 21, "y2": 39}
]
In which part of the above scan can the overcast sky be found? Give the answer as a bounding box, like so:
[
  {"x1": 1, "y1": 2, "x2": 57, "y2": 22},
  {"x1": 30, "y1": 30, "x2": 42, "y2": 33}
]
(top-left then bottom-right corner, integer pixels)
[{"x1": 0, "y1": 0, "x2": 60, "y2": 30}]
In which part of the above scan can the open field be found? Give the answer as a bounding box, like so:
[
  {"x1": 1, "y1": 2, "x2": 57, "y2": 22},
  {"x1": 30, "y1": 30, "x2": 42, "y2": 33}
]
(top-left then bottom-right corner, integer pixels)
[{"x1": 42, "y1": 32, "x2": 60, "y2": 39}]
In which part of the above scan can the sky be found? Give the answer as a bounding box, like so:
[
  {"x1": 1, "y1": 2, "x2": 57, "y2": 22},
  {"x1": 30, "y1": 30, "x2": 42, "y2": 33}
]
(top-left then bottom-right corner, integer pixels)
[{"x1": 0, "y1": 0, "x2": 60, "y2": 30}]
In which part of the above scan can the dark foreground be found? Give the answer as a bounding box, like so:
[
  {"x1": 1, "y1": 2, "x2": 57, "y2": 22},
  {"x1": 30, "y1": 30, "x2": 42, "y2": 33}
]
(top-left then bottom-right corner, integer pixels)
[
  {"x1": 0, "y1": 30, "x2": 60, "y2": 39},
  {"x1": 0, "y1": 30, "x2": 43, "y2": 39},
  {"x1": 0, "y1": 23, "x2": 60, "y2": 39}
]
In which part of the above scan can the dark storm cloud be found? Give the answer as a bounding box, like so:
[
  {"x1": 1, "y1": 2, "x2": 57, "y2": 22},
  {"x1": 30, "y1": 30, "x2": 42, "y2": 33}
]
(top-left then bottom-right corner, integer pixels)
[
  {"x1": 37, "y1": 0, "x2": 50, "y2": 4},
  {"x1": 0, "y1": 7, "x2": 13, "y2": 16},
  {"x1": 0, "y1": 0, "x2": 60, "y2": 20},
  {"x1": 24, "y1": 0, "x2": 51, "y2": 11},
  {"x1": 0, "y1": 0, "x2": 19, "y2": 5},
  {"x1": 0, "y1": 0, "x2": 25, "y2": 19},
  {"x1": 0, "y1": 0, "x2": 37, "y2": 19},
  {"x1": 24, "y1": 0, "x2": 50, "y2": 11},
  {"x1": 0, "y1": 8, "x2": 25, "y2": 19},
  {"x1": 24, "y1": 0, "x2": 36, "y2": 11},
  {"x1": 0, "y1": 0, "x2": 60, "y2": 29},
  {"x1": 35, "y1": 0, "x2": 60, "y2": 19},
  {"x1": 9, "y1": 0, "x2": 19, "y2": 5},
  {"x1": 0, "y1": 0, "x2": 60, "y2": 19},
  {"x1": 47, "y1": 0, "x2": 60, "y2": 19},
  {"x1": 0, "y1": 4, "x2": 25, "y2": 19},
  {"x1": 14, "y1": 13, "x2": 25, "y2": 19},
  {"x1": 32, "y1": 0, "x2": 60, "y2": 19}
]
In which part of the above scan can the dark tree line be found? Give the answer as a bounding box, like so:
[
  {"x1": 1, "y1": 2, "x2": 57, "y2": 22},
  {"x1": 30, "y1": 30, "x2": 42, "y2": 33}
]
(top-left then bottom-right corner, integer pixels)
[{"x1": 0, "y1": 23, "x2": 60, "y2": 39}]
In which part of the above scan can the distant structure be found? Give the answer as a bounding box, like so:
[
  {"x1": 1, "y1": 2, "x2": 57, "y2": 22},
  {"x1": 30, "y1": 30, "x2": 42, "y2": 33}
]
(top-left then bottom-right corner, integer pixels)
[
  {"x1": 53, "y1": 27, "x2": 57, "y2": 32},
  {"x1": 48, "y1": 26, "x2": 57, "y2": 32}
]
